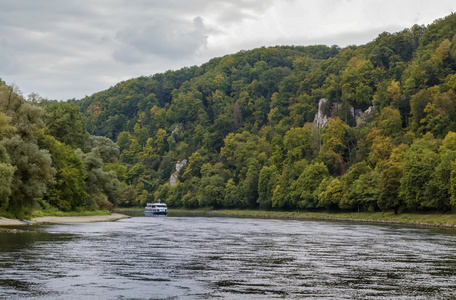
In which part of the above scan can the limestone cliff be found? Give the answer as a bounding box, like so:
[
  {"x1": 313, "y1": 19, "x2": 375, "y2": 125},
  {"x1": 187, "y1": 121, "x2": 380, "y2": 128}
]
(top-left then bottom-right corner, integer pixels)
[{"x1": 169, "y1": 159, "x2": 187, "y2": 186}]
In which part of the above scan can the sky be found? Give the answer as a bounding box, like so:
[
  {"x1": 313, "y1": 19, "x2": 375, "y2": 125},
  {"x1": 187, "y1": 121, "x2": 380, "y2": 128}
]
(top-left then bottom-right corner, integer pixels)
[{"x1": 1, "y1": 0, "x2": 456, "y2": 101}]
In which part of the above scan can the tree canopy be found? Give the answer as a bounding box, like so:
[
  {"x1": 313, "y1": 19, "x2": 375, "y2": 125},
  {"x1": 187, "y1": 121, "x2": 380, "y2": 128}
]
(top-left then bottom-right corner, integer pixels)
[{"x1": 4, "y1": 13, "x2": 456, "y2": 216}]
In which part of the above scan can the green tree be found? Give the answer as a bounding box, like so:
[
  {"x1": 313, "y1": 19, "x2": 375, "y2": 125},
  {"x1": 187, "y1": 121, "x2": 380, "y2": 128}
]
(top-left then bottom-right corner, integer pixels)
[
  {"x1": 290, "y1": 162, "x2": 330, "y2": 209},
  {"x1": 320, "y1": 117, "x2": 350, "y2": 175},
  {"x1": 0, "y1": 112, "x2": 16, "y2": 210},
  {"x1": 340, "y1": 57, "x2": 379, "y2": 107},
  {"x1": 318, "y1": 177, "x2": 343, "y2": 210},
  {"x1": 347, "y1": 169, "x2": 381, "y2": 212},
  {"x1": 410, "y1": 89, "x2": 432, "y2": 130},
  {"x1": 77, "y1": 136, "x2": 121, "y2": 210},
  {"x1": 367, "y1": 130, "x2": 393, "y2": 166},
  {"x1": 377, "y1": 106, "x2": 402, "y2": 137},
  {"x1": 257, "y1": 165, "x2": 278, "y2": 209},
  {"x1": 0, "y1": 83, "x2": 56, "y2": 215},
  {"x1": 116, "y1": 131, "x2": 132, "y2": 153},
  {"x1": 1, "y1": 136, "x2": 56, "y2": 213},
  {"x1": 182, "y1": 151, "x2": 206, "y2": 179},
  {"x1": 283, "y1": 126, "x2": 315, "y2": 163},
  {"x1": 400, "y1": 137, "x2": 439, "y2": 210},
  {"x1": 425, "y1": 131, "x2": 456, "y2": 211},
  {"x1": 240, "y1": 158, "x2": 261, "y2": 208},
  {"x1": 378, "y1": 161, "x2": 403, "y2": 214},
  {"x1": 44, "y1": 101, "x2": 88, "y2": 148},
  {"x1": 40, "y1": 135, "x2": 89, "y2": 211},
  {"x1": 222, "y1": 179, "x2": 240, "y2": 208},
  {"x1": 272, "y1": 159, "x2": 308, "y2": 209}
]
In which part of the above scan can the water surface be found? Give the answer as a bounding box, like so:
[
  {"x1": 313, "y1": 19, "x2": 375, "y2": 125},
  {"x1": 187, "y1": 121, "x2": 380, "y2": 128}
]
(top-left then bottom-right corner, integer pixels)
[{"x1": 1, "y1": 216, "x2": 456, "y2": 299}]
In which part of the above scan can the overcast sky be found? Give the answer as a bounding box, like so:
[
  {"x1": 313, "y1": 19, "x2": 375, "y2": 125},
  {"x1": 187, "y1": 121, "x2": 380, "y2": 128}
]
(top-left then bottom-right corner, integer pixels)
[{"x1": 1, "y1": 0, "x2": 456, "y2": 100}]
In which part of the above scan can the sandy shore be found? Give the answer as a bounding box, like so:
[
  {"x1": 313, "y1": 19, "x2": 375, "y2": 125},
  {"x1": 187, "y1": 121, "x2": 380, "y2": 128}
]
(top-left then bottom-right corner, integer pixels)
[{"x1": 0, "y1": 213, "x2": 129, "y2": 226}]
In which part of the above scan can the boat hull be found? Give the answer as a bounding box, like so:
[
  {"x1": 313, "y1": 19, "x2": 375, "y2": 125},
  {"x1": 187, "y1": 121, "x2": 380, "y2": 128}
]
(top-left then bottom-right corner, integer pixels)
[{"x1": 144, "y1": 210, "x2": 167, "y2": 216}]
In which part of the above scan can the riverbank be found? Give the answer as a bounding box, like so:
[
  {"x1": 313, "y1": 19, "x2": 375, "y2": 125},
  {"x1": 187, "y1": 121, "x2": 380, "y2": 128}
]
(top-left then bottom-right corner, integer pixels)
[
  {"x1": 165, "y1": 208, "x2": 456, "y2": 228},
  {"x1": 0, "y1": 213, "x2": 130, "y2": 226}
]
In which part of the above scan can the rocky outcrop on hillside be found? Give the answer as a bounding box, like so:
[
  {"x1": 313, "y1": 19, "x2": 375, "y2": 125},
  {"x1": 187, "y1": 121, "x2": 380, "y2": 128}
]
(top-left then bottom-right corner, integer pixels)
[
  {"x1": 170, "y1": 159, "x2": 187, "y2": 186},
  {"x1": 314, "y1": 98, "x2": 329, "y2": 128},
  {"x1": 314, "y1": 98, "x2": 376, "y2": 128}
]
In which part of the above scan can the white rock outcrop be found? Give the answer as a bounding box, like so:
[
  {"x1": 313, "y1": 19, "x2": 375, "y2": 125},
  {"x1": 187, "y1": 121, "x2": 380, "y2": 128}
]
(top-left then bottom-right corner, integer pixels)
[
  {"x1": 169, "y1": 159, "x2": 187, "y2": 186},
  {"x1": 314, "y1": 98, "x2": 329, "y2": 128}
]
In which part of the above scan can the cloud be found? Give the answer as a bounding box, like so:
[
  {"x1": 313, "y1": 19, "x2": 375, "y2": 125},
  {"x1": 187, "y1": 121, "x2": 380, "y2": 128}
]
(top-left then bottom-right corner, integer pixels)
[
  {"x1": 0, "y1": 38, "x2": 20, "y2": 75},
  {"x1": 1, "y1": 0, "x2": 456, "y2": 100},
  {"x1": 113, "y1": 16, "x2": 209, "y2": 63}
]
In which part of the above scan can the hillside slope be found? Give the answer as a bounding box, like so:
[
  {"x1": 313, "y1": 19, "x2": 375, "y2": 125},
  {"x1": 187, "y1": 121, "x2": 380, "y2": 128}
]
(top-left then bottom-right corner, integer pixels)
[{"x1": 77, "y1": 13, "x2": 456, "y2": 213}]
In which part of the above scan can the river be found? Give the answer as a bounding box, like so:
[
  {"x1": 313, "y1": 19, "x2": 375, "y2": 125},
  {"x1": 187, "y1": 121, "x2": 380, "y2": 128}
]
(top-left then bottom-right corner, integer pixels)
[{"x1": 1, "y1": 216, "x2": 456, "y2": 299}]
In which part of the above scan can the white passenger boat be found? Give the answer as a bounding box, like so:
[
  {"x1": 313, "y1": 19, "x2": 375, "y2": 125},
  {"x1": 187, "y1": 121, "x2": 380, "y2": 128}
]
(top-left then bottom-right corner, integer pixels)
[{"x1": 144, "y1": 201, "x2": 168, "y2": 216}]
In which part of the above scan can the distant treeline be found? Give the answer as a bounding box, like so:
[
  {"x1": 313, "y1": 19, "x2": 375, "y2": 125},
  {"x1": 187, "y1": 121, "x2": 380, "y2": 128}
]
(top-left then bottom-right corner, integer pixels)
[{"x1": 3, "y1": 13, "x2": 456, "y2": 217}]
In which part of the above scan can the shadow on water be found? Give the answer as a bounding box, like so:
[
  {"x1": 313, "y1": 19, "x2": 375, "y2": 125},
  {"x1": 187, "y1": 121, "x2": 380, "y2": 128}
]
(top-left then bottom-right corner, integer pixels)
[
  {"x1": 0, "y1": 226, "x2": 78, "y2": 298},
  {"x1": 0, "y1": 227, "x2": 75, "y2": 252}
]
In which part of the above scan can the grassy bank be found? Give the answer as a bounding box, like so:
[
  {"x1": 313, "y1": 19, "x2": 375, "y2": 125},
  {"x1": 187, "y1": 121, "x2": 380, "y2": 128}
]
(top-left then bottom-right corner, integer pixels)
[
  {"x1": 29, "y1": 209, "x2": 111, "y2": 218},
  {"x1": 165, "y1": 208, "x2": 456, "y2": 228},
  {"x1": 0, "y1": 208, "x2": 112, "y2": 220}
]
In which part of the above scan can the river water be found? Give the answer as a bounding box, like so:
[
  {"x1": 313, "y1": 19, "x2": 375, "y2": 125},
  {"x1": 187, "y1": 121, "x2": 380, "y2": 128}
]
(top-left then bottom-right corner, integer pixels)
[{"x1": 1, "y1": 216, "x2": 456, "y2": 299}]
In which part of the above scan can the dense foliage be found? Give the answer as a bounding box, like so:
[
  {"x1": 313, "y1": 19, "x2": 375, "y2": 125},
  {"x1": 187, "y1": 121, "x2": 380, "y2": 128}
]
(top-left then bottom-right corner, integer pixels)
[
  {"x1": 0, "y1": 83, "x2": 127, "y2": 217},
  {"x1": 74, "y1": 13, "x2": 456, "y2": 213},
  {"x1": 4, "y1": 14, "x2": 456, "y2": 216}
]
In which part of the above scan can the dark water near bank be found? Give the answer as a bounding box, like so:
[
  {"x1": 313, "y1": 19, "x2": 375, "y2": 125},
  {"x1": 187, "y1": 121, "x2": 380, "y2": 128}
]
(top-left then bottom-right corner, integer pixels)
[{"x1": 1, "y1": 217, "x2": 456, "y2": 299}]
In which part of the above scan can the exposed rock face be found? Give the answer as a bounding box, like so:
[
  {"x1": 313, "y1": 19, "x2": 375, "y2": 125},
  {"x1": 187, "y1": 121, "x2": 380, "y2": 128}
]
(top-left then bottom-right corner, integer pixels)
[
  {"x1": 169, "y1": 159, "x2": 187, "y2": 186},
  {"x1": 314, "y1": 98, "x2": 376, "y2": 128},
  {"x1": 172, "y1": 124, "x2": 184, "y2": 136},
  {"x1": 170, "y1": 124, "x2": 185, "y2": 143},
  {"x1": 355, "y1": 106, "x2": 377, "y2": 126},
  {"x1": 314, "y1": 98, "x2": 329, "y2": 128}
]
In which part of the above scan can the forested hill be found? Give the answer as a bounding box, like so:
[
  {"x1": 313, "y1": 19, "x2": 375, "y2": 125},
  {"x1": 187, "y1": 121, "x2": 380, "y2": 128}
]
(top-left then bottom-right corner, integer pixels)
[{"x1": 75, "y1": 12, "x2": 456, "y2": 213}]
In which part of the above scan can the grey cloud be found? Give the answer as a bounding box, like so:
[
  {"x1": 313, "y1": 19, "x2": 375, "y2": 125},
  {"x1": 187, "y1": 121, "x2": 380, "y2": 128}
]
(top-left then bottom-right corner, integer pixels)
[
  {"x1": 0, "y1": 0, "x2": 454, "y2": 101},
  {"x1": 0, "y1": 38, "x2": 20, "y2": 75},
  {"x1": 204, "y1": 0, "x2": 274, "y2": 24},
  {"x1": 113, "y1": 15, "x2": 208, "y2": 63}
]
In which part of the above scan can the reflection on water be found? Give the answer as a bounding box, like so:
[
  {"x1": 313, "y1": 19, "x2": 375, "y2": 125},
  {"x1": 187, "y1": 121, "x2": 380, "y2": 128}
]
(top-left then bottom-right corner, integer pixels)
[{"x1": 1, "y1": 217, "x2": 456, "y2": 299}]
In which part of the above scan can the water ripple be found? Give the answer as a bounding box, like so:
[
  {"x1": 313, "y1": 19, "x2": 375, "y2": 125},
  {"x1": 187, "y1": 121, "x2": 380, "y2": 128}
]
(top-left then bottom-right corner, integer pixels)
[{"x1": 1, "y1": 217, "x2": 456, "y2": 299}]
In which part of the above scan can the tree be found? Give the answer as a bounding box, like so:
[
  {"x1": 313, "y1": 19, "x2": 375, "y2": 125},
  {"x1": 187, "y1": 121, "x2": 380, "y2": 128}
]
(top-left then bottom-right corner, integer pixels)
[
  {"x1": 222, "y1": 179, "x2": 240, "y2": 208},
  {"x1": 44, "y1": 101, "x2": 88, "y2": 148},
  {"x1": 271, "y1": 159, "x2": 308, "y2": 209},
  {"x1": 318, "y1": 178, "x2": 343, "y2": 210},
  {"x1": 0, "y1": 83, "x2": 56, "y2": 215},
  {"x1": 290, "y1": 162, "x2": 330, "y2": 209},
  {"x1": 221, "y1": 131, "x2": 269, "y2": 174},
  {"x1": 400, "y1": 137, "x2": 439, "y2": 210},
  {"x1": 84, "y1": 135, "x2": 120, "y2": 163},
  {"x1": 283, "y1": 126, "x2": 315, "y2": 163},
  {"x1": 348, "y1": 169, "x2": 381, "y2": 212},
  {"x1": 1, "y1": 136, "x2": 56, "y2": 213},
  {"x1": 425, "y1": 131, "x2": 456, "y2": 211},
  {"x1": 197, "y1": 170, "x2": 225, "y2": 208},
  {"x1": 116, "y1": 131, "x2": 132, "y2": 153},
  {"x1": 377, "y1": 106, "x2": 402, "y2": 137},
  {"x1": 367, "y1": 131, "x2": 393, "y2": 166},
  {"x1": 182, "y1": 151, "x2": 206, "y2": 179},
  {"x1": 378, "y1": 162, "x2": 403, "y2": 214},
  {"x1": 410, "y1": 89, "x2": 432, "y2": 130},
  {"x1": 320, "y1": 117, "x2": 350, "y2": 175},
  {"x1": 154, "y1": 128, "x2": 168, "y2": 155},
  {"x1": 77, "y1": 136, "x2": 121, "y2": 209},
  {"x1": 387, "y1": 80, "x2": 401, "y2": 103},
  {"x1": 339, "y1": 58, "x2": 379, "y2": 107},
  {"x1": 40, "y1": 134, "x2": 89, "y2": 211},
  {"x1": 257, "y1": 165, "x2": 278, "y2": 209},
  {"x1": 0, "y1": 113, "x2": 16, "y2": 210}
]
